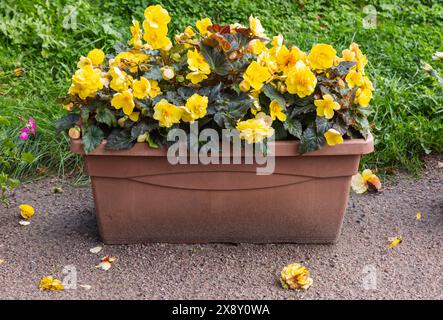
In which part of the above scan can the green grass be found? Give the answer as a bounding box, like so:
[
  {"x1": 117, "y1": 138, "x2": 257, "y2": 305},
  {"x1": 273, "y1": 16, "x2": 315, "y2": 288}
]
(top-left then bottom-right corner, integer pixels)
[{"x1": 0, "y1": 0, "x2": 442, "y2": 178}]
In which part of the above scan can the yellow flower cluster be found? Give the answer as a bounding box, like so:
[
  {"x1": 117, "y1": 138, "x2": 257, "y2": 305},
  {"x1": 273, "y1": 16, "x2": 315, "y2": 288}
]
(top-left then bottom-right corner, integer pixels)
[
  {"x1": 236, "y1": 112, "x2": 274, "y2": 144},
  {"x1": 153, "y1": 93, "x2": 209, "y2": 128},
  {"x1": 69, "y1": 49, "x2": 105, "y2": 100},
  {"x1": 342, "y1": 43, "x2": 373, "y2": 107},
  {"x1": 142, "y1": 5, "x2": 172, "y2": 50},
  {"x1": 65, "y1": 5, "x2": 373, "y2": 151}
]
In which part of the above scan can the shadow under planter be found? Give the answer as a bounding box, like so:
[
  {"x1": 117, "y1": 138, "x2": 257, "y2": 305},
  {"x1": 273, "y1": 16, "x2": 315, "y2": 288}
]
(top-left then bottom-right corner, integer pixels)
[{"x1": 71, "y1": 135, "x2": 374, "y2": 244}]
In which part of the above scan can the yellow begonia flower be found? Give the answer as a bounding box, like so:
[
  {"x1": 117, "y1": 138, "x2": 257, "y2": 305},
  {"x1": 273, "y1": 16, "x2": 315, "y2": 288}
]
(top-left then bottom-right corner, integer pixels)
[
  {"x1": 236, "y1": 112, "x2": 274, "y2": 144},
  {"x1": 39, "y1": 276, "x2": 64, "y2": 291},
  {"x1": 186, "y1": 71, "x2": 209, "y2": 84},
  {"x1": 256, "y1": 48, "x2": 279, "y2": 74},
  {"x1": 111, "y1": 90, "x2": 135, "y2": 116},
  {"x1": 143, "y1": 23, "x2": 172, "y2": 50},
  {"x1": 271, "y1": 34, "x2": 284, "y2": 48},
  {"x1": 351, "y1": 169, "x2": 381, "y2": 193},
  {"x1": 69, "y1": 65, "x2": 104, "y2": 100},
  {"x1": 350, "y1": 42, "x2": 368, "y2": 73},
  {"x1": 109, "y1": 68, "x2": 132, "y2": 92},
  {"x1": 182, "y1": 94, "x2": 208, "y2": 122},
  {"x1": 153, "y1": 99, "x2": 183, "y2": 128},
  {"x1": 277, "y1": 45, "x2": 307, "y2": 74},
  {"x1": 355, "y1": 76, "x2": 374, "y2": 107},
  {"x1": 280, "y1": 263, "x2": 313, "y2": 290},
  {"x1": 342, "y1": 49, "x2": 356, "y2": 62},
  {"x1": 113, "y1": 51, "x2": 149, "y2": 73},
  {"x1": 249, "y1": 39, "x2": 266, "y2": 55},
  {"x1": 19, "y1": 204, "x2": 34, "y2": 220},
  {"x1": 87, "y1": 48, "x2": 105, "y2": 66},
  {"x1": 243, "y1": 61, "x2": 272, "y2": 91},
  {"x1": 196, "y1": 18, "x2": 212, "y2": 34},
  {"x1": 324, "y1": 128, "x2": 343, "y2": 146},
  {"x1": 356, "y1": 88, "x2": 372, "y2": 107},
  {"x1": 314, "y1": 94, "x2": 341, "y2": 119},
  {"x1": 186, "y1": 49, "x2": 211, "y2": 84},
  {"x1": 285, "y1": 60, "x2": 317, "y2": 98},
  {"x1": 128, "y1": 111, "x2": 140, "y2": 122},
  {"x1": 129, "y1": 20, "x2": 143, "y2": 49},
  {"x1": 143, "y1": 4, "x2": 171, "y2": 29},
  {"x1": 132, "y1": 77, "x2": 151, "y2": 99},
  {"x1": 249, "y1": 15, "x2": 266, "y2": 38},
  {"x1": 184, "y1": 26, "x2": 195, "y2": 37},
  {"x1": 345, "y1": 70, "x2": 364, "y2": 88},
  {"x1": 147, "y1": 79, "x2": 161, "y2": 98},
  {"x1": 187, "y1": 49, "x2": 211, "y2": 74},
  {"x1": 269, "y1": 100, "x2": 287, "y2": 122},
  {"x1": 307, "y1": 43, "x2": 337, "y2": 70}
]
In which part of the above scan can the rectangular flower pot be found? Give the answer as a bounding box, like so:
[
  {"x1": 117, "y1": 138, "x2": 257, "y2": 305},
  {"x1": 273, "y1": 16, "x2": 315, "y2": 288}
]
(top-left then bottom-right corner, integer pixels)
[{"x1": 71, "y1": 135, "x2": 373, "y2": 244}]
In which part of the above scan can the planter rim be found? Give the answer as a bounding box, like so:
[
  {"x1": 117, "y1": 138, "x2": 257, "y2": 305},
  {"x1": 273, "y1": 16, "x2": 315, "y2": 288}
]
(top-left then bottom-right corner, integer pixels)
[{"x1": 71, "y1": 133, "x2": 373, "y2": 157}]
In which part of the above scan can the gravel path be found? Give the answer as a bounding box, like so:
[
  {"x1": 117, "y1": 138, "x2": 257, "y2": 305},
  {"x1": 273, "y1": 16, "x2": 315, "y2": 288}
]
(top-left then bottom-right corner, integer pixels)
[{"x1": 0, "y1": 156, "x2": 442, "y2": 300}]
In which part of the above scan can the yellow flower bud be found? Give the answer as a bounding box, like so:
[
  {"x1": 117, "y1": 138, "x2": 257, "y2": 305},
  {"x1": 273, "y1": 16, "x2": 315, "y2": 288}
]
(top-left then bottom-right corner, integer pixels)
[
  {"x1": 137, "y1": 132, "x2": 148, "y2": 143},
  {"x1": 176, "y1": 75, "x2": 185, "y2": 82},
  {"x1": 171, "y1": 53, "x2": 181, "y2": 62},
  {"x1": 277, "y1": 82, "x2": 287, "y2": 93},
  {"x1": 239, "y1": 80, "x2": 251, "y2": 92},
  {"x1": 117, "y1": 117, "x2": 126, "y2": 127},
  {"x1": 68, "y1": 126, "x2": 81, "y2": 140},
  {"x1": 161, "y1": 67, "x2": 175, "y2": 80}
]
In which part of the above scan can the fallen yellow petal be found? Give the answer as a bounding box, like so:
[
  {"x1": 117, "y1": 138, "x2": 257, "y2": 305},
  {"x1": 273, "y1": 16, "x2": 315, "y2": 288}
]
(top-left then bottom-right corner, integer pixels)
[
  {"x1": 19, "y1": 204, "x2": 34, "y2": 220},
  {"x1": 416, "y1": 212, "x2": 421, "y2": 221},
  {"x1": 280, "y1": 263, "x2": 313, "y2": 290},
  {"x1": 388, "y1": 236, "x2": 403, "y2": 248},
  {"x1": 39, "y1": 276, "x2": 64, "y2": 291}
]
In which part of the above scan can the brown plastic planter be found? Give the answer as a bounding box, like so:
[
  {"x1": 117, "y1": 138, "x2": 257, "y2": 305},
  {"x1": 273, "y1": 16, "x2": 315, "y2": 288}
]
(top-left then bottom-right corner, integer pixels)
[{"x1": 71, "y1": 135, "x2": 373, "y2": 244}]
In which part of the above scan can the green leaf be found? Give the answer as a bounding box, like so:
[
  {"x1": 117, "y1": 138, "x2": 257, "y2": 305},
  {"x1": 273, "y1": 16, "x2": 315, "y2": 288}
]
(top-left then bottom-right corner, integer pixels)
[
  {"x1": 82, "y1": 126, "x2": 104, "y2": 153},
  {"x1": 130, "y1": 122, "x2": 149, "y2": 139},
  {"x1": 273, "y1": 121, "x2": 288, "y2": 140},
  {"x1": 95, "y1": 107, "x2": 116, "y2": 127},
  {"x1": 146, "y1": 134, "x2": 159, "y2": 148},
  {"x1": 262, "y1": 84, "x2": 286, "y2": 107},
  {"x1": 315, "y1": 116, "x2": 330, "y2": 134},
  {"x1": 200, "y1": 43, "x2": 232, "y2": 76},
  {"x1": 284, "y1": 118, "x2": 303, "y2": 139},
  {"x1": 299, "y1": 126, "x2": 325, "y2": 154},
  {"x1": 355, "y1": 115, "x2": 370, "y2": 139},
  {"x1": 54, "y1": 114, "x2": 80, "y2": 133},
  {"x1": 21, "y1": 152, "x2": 35, "y2": 163},
  {"x1": 105, "y1": 129, "x2": 135, "y2": 150},
  {"x1": 144, "y1": 65, "x2": 163, "y2": 81},
  {"x1": 331, "y1": 61, "x2": 357, "y2": 77}
]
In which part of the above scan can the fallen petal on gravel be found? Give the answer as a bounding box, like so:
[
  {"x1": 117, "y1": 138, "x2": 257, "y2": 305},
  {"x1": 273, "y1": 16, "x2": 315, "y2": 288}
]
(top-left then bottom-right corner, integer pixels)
[
  {"x1": 280, "y1": 263, "x2": 313, "y2": 290},
  {"x1": 89, "y1": 246, "x2": 103, "y2": 254},
  {"x1": 39, "y1": 276, "x2": 64, "y2": 291},
  {"x1": 19, "y1": 220, "x2": 31, "y2": 226},
  {"x1": 79, "y1": 284, "x2": 92, "y2": 290},
  {"x1": 388, "y1": 236, "x2": 403, "y2": 248}
]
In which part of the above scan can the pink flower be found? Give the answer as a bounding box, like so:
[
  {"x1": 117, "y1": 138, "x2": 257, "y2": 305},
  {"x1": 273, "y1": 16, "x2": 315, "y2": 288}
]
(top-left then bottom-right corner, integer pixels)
[
  {"x1": 18, "y1": 116, "x2": 36, "y2": 140},
  {"x1": 28, "y1": 117, "x2": 36, "y2": 135},
  {"x1": 19, "y1": 129, "x2": 29, "y2": 141}
]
